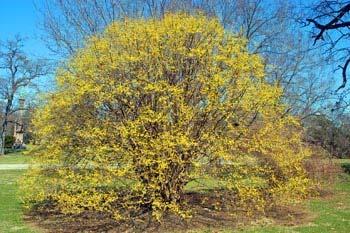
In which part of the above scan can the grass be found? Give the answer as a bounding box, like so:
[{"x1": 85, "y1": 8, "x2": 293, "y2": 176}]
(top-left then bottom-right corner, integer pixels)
[
  {"x1": 0, "y1": 153, "x2": 349, "y2": 233},
  {"x1": 0, "y1": 170, "x2": 38, "y2": 233},
  {"x1": 187, "y1": 175, "x2": 350, "y2": 233},
  {"x1": 0, "y1": 149, "x2": 38, "y2": 233},
  {"x1": 333, "y1": 159, "x2": 350, "y2": 165},
  {"x1": 237, "y1": 174, "x2": 350, "y2": 233},
  {"x1": 335, "y1": 159, "x2": 350, "y2": 174},
  {"x1": 0, "y1": 150, "x2": 32, "y2": 164}
]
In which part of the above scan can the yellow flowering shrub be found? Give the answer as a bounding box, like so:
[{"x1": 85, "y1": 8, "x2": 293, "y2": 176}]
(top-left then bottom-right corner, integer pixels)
[{"x1": 22, "y1": 14, "x2": 311, "y2": 222}]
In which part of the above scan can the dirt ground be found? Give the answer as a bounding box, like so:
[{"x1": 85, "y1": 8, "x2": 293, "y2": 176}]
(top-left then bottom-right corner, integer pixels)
[{"x1": 25, "y1": 192, "x2": 316, "y2": 233}]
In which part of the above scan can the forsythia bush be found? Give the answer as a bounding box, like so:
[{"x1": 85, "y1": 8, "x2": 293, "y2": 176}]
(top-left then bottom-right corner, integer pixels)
[{"x1": 22, "y1": 14, "x2": 311, "y2": 221}]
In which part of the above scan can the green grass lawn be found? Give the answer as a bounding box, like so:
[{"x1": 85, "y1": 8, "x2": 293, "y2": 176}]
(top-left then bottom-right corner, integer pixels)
[
  {"x1": 236, "y1": 174, "x2": 350, "y2": 233},
  {"x1": 335, "y1": 159, "x2": 350, "y2": 174},
  {"x1": 0, "y1": 170, "x2": 38, "y2": 233},
  {"x1": 0, "y1": 154, "x2": 349, "y2": 233},
  {"x1": 333, "y1": 159, "x2": 350, "y2": 165},
  {"x1": 0, "y1": 150, "x2": 32, "y2": 164}
]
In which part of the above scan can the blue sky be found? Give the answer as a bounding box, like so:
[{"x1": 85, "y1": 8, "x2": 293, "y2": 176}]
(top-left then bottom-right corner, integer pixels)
[
  {"x1": 0, "y1": 0, "x2": 54, "y2": 97},
  {"x1": 0, "y1": 0, "x2": 343, "y2": 96},
  {"x1": 0, "y1": 0, "x2": 48, "y2": 57}
]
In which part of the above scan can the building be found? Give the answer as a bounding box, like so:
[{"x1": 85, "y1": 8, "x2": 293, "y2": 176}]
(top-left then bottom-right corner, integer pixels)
[{"x1": 13, "y1": 98, "x2": 25, "y2": 146}]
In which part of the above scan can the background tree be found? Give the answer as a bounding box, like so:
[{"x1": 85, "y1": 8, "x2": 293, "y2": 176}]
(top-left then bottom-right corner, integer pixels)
[
  {"x1": 306, "y1": 1, "x2": 350, "y2": 157},
  {"x1": 37, "y1": 0, "x2": 334, "y2": 120},
  {"x1": 0, "y1": 37, "x2": 48, "y2": 155},
  {"x1": 305, "y1": 113, "x2": 350, "y2": 158},
  {"x1": 307, "y1": 0, "x2": 350, "y2": 90}
]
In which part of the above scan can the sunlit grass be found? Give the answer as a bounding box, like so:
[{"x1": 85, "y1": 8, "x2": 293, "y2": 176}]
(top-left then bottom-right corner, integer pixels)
[
  {"x1": 0, "y1": 151, "x2": 349, "y2": 233},
  {"x1": 0, "y1": 149, "x2": 33, "y2": 164},
  {"x1": 0, "y1": 170, "x2": 37, "y2": 233},
  {"x1": 194, "y1": 174, "x2": 350, "y2": 233}
]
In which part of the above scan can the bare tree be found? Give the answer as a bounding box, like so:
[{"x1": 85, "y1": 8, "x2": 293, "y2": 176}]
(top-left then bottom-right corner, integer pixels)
[
  {"x1": 307, "y1": 0, "x2": 350, "y2": 90},
  {"x1": 37, "y1": 0, "x2": 194, "y2": 57},
  {"x1": 0, "y1": 37, "x2": 48, "y2": 155},
  {"x1": 191, "y1": 0, "x2": 335, "y2": 119},
  {"x1": 37, "y1": 0, "x2": 334, "y2": 119},
  {"x1": 38, "y1": 0, "x2": 299, "y2": 57}
]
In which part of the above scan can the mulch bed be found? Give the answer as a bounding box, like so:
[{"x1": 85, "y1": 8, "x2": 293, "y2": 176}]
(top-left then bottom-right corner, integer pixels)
[{"x1": 25, "y1": 191, "x2": 316, "y2": 233}]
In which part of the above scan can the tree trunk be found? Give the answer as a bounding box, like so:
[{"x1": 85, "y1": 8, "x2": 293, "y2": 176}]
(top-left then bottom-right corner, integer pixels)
[
  {"x1": 0, "y1": 114, "x2": 9, "y2": 155},
  {"x1": 0, "y1": 99, "x2": 13, "y2": 155},
  {"x1": 0, "y1": 128, "x2": 5, "y2": 155}
]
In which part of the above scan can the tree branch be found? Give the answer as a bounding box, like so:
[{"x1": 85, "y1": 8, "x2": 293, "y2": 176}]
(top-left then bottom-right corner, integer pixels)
[
  {"x1": 307, "y1": 3, "x2": 350, "y2": 44},
  {"x1": 336, "y1": 57, "x2": 350, "y2": 91}
]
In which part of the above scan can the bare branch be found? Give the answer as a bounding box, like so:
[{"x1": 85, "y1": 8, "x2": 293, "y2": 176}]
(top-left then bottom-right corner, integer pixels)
[{"x1": 0, "y1": 36, "x2": 48, "y2": 154}]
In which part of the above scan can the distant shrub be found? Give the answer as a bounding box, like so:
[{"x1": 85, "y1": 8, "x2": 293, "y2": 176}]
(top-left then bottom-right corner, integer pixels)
[
  {"x1": 4, "y1": 135, "x2": 15, "y2": 148},
  {"x1": 305, "y1": 114, "x2": 350, "y2": 159},
  {"x1": 303, "y1": 146, "x2": 343, "y2": 192},
  {"x1": 341, "y1": 163, "x2": 350, "y2": 174},
  {"x1": 304, "y1": 157, "x2": 342, "y2": 183}
]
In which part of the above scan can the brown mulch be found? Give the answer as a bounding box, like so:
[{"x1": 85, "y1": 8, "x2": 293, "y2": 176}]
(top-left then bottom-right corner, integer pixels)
[{"x1": 25, "y1": 192, "x2": 319, "y2": 233}]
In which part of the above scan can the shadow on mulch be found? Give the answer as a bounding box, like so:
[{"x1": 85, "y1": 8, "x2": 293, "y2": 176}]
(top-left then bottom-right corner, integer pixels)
[{"x1": 24, "y1": 192, "x2": 318, "y2": 233}]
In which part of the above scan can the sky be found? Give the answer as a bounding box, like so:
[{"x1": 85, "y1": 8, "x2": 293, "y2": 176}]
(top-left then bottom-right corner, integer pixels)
[
  {"x1": 0, "y1": 0, "x2": 345, "y2": 102},
  {"x1": 0, "y1": 0, "x2": 54, "y2": 100},
  {"x1": 0, "y1": 0, "x2": 49, "y2": 57}
]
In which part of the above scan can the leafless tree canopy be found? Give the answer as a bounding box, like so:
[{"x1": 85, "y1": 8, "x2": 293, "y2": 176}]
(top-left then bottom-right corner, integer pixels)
[
  {"x1": 37, "y1": 0, "x2": 335, "y2": 119},
  {"x1": 0, "y1": 37, "x2": 49, "y2": 155},
  {"x1": 38, "y1": 0, "x2": 195, "y2": 56},
  {"x1": 307, "y1": 0, "x2": 350, "y2": 90}
]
